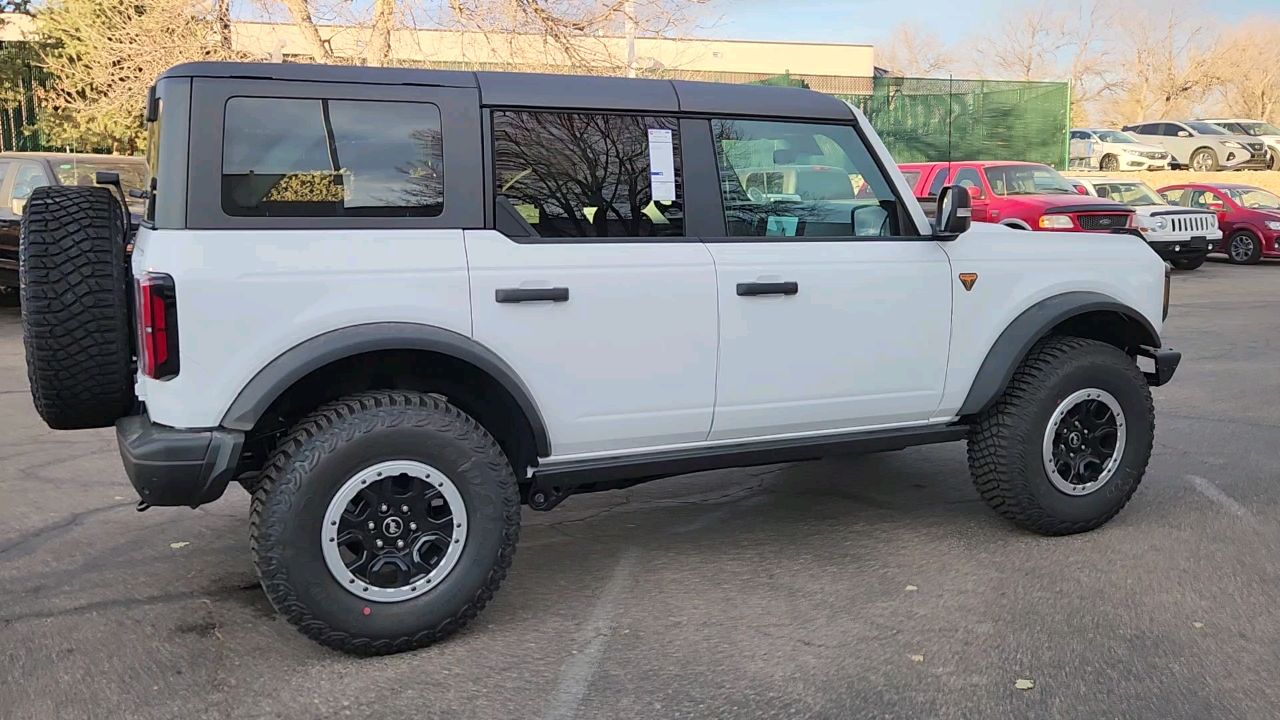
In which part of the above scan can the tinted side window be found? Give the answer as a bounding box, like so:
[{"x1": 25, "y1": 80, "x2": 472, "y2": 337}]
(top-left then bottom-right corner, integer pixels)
[
  {"x1": 712, "y1": 118, "x2": 902, "y2": 238},
  {"x1": 1070, "y1": 131, "x2": 1087, "y2": 140},
  {"x1": 222, "y1": 97, "x2": 443, "y2": 217},
  {"x1": 492, "y1": 111, "x2": 683, "y2": 239},
  {"x1": 927, "y1": 168, "x2": 950, "y2": 198},
  {"x1": 953, "y1": 167, "x2": 984, "y2": 197},
  {"x1": 1160, "y1": 123, "x2": 1184, "y2": 137}
]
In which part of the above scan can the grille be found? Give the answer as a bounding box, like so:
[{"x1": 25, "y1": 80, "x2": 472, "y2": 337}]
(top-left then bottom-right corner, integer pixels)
[
  {"x1": 1139, "y1": 151, "x2": 1169, "y2": 159},
  {"x1": 1167, "y1": 214, "x2": 1216, "y2": 234},
  {"x1": 1248, "y1": 142, "x2": 1266, "y2": 152},
  {"x1": 1078, "y1": 214, "x2": 1129, "y2": 231}
]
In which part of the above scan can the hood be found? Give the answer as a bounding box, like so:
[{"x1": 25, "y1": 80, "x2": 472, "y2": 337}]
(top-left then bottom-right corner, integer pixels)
[
  {"x1": 1211, "y1": 133, "x2": 1266, "y2": 150},
  {"x1": 1140, "y1": 206, "x2": 1215, "y2": 217},
  {"x1": 1009, "y1": 194, "x2": 1130, "y2": 212},
  {"x1": 1113, "y1": 142, "x2": 1167, "y2": 154}
]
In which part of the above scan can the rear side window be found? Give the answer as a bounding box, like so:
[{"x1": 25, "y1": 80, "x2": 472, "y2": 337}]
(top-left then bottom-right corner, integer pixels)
[
  {"x1": 899, "y1": 169, "x2": 921, "y2": 189},
  {"x1": 222, "y1": 97, "x2": 443, "y2": 217},
  {"x1": 953, "y1": 167, "x2": 984, "y2": 197},
  {"x1": 492, "y1": 111, "x2": 684, "y2": 239}
]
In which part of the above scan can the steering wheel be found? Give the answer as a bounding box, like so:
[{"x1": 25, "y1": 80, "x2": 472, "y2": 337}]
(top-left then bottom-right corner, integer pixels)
[{"x1": 746, "y1": 187, "x2": 766, "y2": 203}]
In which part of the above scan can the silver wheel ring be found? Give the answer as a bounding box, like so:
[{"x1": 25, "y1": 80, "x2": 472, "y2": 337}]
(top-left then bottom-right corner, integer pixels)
[
  {"x1": 1042, "y1": 389, "x2": 1127, "y2": 497},
  {"x1": 322, "y1": 460, "x2": 468, "y2": 603},
  {"x1": 1231, "y1": 235, "x2": 1254, "y2": 261}
]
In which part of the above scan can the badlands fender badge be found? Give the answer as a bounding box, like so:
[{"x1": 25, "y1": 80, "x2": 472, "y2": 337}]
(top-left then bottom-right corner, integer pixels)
[{"x1": 958, "y1": 273, "x2": 978, "y2": 291}]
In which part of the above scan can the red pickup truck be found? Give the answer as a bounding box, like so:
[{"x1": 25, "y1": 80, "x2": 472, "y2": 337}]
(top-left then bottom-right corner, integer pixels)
[{"x1": 899, "y1": 161, "x2": 1136, "y2": 232}]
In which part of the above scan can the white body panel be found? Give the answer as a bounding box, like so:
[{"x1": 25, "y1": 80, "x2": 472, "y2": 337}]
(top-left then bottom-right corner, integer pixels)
[
  {"x1": 465, "y1": 230, "x2": 719, "y2": 456},
  {"x1": 933, "y1": 223, "x2": 1166, "y2": 418},
  {"x1": 131, "y1": 228, "x2": 473, "y2": 429},
  {"x1": 706, "y1": 240, "x2": 952, "y2": 440}
]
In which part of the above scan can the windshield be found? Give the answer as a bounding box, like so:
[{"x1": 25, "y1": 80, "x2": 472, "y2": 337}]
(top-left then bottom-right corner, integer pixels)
[
  {"x1": 1095, "y1": 130, "x2": 1137, "y2": 144},
  {"x1": 983, "y1": 164, "x2": 1076, "y2": 196},
  {"x1": 53, "y1": 159, "x2": 149, "y2": 212},
  {"x1": 1236, "y1": 121, "x2": 1280, "y2": 137},
  {"x1": 1225, "y1": 188, "x2": 1280, "y2": 209},
  {"x1": 1185, "y1": 121, "x2": 1228, "y2": 135},
  {"x1": 1094, "y1": 182, "x2": 1165, "y2": 206}
]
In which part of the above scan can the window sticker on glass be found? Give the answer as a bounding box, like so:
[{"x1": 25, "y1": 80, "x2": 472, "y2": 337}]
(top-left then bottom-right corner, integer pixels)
[
  {"x1": 766, "y1": 216, "x2": 799, "y2": 236},
  {"x1": 648, "y1": 128, "x2": 677, "y2": 202}
]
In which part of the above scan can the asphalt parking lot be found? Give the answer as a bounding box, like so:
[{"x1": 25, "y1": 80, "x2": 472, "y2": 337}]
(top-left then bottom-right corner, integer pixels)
[{"x1": 3, "y1": 259, "x2": 1280, "y2": 720}]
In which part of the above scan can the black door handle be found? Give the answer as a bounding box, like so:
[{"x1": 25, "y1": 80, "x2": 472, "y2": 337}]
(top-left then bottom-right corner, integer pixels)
[
  {"x1": 495, "y1": 287, "x2": 570, "y2": 303},
  {"x1": 737, "y1": 281, "x2": 798, "y2": 297}
]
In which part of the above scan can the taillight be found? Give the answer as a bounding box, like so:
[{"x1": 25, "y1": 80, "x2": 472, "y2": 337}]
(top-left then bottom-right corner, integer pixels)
[{"x1": 136, "y1": 273, "x2": 179, "y2": 380}]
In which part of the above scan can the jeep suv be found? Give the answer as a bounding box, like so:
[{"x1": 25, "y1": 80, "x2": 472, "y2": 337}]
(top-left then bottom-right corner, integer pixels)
[{"x1": 18, "y1": 62, "x2": 1180, "y2": 656}]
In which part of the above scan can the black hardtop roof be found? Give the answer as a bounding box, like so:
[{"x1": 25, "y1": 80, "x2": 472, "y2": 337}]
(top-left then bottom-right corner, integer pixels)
[{"x1": 158, "y1": 62, "x2": 854, "y2": 122}]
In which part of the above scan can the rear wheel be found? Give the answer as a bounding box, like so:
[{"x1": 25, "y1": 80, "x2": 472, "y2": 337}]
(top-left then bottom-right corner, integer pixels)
[
  {"x1": 967, "y1": 336, "x2": 1154, "y2": 536},
  {"x1": 20, "y1": 186, "x2": 135, "y2": 429},
  {"x1": 1226, "y1": 230, "x2": 1263, "y2": 265},
  {"x1": 1190, "y1": 148, "x2": 1219, "y2": 172},
  {"x1": 250, "y1": 391, "x2": 520, "y2": 656},
  {"x1": 1171, "y1": 256, "x2": 1205, "y2": 270}
]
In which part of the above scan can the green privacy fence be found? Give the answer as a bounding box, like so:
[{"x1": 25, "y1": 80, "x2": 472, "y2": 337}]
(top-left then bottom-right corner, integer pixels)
[
  {"x1": 0, "y1": 55, "x2": 1070, "y2": 167},
  {"x1": 838, "y1": 76, "x2": 1071, "y2": 170}
]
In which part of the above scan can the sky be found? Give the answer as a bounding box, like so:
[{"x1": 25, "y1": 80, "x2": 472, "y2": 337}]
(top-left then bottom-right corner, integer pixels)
[{"x1": 714, "y1": 0, "x2": 1280, "y2": 47}]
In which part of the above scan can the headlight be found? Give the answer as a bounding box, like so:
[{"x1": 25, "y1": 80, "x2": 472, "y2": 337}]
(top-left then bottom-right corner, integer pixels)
[
  {"x1": 1266, "y1": 221, "x2": 1280, "y2": 231},
  {"x1": 1038, "y1": 214, "x2": 1074, "y2": 229},
  {"x1": 1221, "y1": 141, "x2": 1244, "y2": 149}
]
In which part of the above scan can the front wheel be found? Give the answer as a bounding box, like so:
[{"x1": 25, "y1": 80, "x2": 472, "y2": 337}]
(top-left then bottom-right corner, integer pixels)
[
  {"x1": 250, "y1": 391, "x2": 520, "y2": 656},
  {"x1": 1099, "y1": 154, "x2": 1119, "y2": 172},
  {"x1": 1226, "y1": 231, "x2": 1263, "y2": 265},
  {"x1": 1190, "y1": 148, "x2": 1219, "y2": 172},
  {"x1": 967, "y1": 336, "x2": 1154, "y2": 536},
  {"x1": 1171, "y1": 256, "x2": 1205, "y2": 270}
]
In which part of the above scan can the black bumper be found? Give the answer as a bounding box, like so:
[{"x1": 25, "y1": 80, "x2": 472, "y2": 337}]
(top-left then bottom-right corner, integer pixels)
[
  {"x1": 116, "y1": 414, "x2": 244, "y2": 508},
  {"x1": 1148, "y1": 240, "x2": 1213, "y2": 261},
  {"x1": 1136, "y1": 346, "x2": 1181, "y2": 387}
]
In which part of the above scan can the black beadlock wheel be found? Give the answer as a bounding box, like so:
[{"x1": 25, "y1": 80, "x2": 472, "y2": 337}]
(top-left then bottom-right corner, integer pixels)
[
  {"x1": 967, "y1": 336, "x2": 1154, "y2": 536},
  {"x1": 20, "y1": 185, "x2": 135, "y2": 430},
  {"x1": 250, "y1": 391, "x2": 520, "y2": 656}
]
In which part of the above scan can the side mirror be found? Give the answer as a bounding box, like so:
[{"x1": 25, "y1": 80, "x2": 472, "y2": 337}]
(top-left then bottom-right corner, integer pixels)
[
  {"x1": 1178, "y1": 131, "x2": 1191, "y2": 137},
  {"x1": 935, "y1": 185, "x2": 972, "y2": 238},
  {"x1": 10, "y1": 198, "x2": 25, "y2": 216},
  {"x1": 1207, "y1": 202, "x2": 1225, "y2": 212},
  {"x1": 95, "y1": 170, "x2": 120, "y2": 185}
]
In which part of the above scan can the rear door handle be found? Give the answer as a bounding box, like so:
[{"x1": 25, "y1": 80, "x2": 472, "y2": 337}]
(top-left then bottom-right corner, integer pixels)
[
  {"x1": 495, "y1": 287, "x2": 570, "y2": 303},
  {"x1": 736, "y1": 281, "x2": 798, "y2": 297}
]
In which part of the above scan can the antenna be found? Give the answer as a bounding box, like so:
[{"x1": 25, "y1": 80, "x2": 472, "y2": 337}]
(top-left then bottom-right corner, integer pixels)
[{"x1": 946, "y1": 74, "x2": 954, "y2": 182}]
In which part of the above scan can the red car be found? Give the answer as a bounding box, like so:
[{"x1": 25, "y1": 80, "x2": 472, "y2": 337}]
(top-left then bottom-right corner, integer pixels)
[
  {"x1": 1157, "y1": 183, "x2": 1280, "y2": 264},
  {"x1": 899, "y1": 161, "x2": 1135, "y2": 232}
]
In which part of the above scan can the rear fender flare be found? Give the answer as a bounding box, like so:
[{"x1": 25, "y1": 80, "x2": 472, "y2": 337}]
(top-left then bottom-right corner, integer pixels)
[{"x1": 219, "y1": 322, "x2": 552, "y2": 457}]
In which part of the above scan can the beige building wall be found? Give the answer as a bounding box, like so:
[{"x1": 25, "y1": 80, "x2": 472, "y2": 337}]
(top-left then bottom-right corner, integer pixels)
[{"x1": 0, "y1": 13, "x2": 874, "y2": 78}]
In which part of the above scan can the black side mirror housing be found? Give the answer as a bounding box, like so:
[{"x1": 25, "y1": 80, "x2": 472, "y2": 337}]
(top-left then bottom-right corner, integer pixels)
[
  {"x1": 95, "y1": 171, "x2": 120, "y2": 185},
  {"x1": 933, "y1": 185, "x2": 972, "y2": 239}
]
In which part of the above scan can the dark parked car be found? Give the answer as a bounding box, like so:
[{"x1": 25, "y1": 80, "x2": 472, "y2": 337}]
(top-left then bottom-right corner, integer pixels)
[{"x1": 0, "y1": 152, "x2": 148, "y2": 301}]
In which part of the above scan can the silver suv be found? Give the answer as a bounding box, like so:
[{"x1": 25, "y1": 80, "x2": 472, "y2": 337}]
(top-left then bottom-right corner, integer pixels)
[
  {"x1": 1121, "y1": 120, "x2": 1267, "y2": 172},
  {"x1": 1198, "y1": 119, "x2": 1280, "y2": 170}
]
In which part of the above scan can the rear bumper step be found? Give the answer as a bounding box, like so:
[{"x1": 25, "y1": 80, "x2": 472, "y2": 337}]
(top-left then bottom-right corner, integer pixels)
[{"x1": 116, "y1": 414, "x2": 243, "y2": 508}]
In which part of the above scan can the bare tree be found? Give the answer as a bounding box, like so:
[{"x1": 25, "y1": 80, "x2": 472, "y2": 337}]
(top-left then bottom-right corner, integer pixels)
[
  {"x1": 1103, "y1": 5, "x2": 1222, "y2": 124},
  {"x1": 969, "y1": 3, "x2": 1072, "y2": 81},
  {"x1": 366, "y1": 0, "x2": 398, "y2": 67},
  {"x1": 280, "y1": 0, "x2": 335, "y2": 63},
  {"x1": 1211, "y1": 23, "x2": 1280, "y2": 123},
  {"x1": 877, "y1": 23, "x2": 955, "y2": 77}
]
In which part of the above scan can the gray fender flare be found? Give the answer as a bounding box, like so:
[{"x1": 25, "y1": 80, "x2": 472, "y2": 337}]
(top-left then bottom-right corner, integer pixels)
[
  {"x1": 219, "y1": 322, "x2": 552, "y2": 457},
  {"x1": 957, "y1": 292, "x2": 1160, "y2": 416}
]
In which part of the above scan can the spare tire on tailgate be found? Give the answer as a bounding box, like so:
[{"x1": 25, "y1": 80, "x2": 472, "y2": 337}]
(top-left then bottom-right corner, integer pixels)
[{"x1": 21, "y1": 185, "x2": 135, "y2": 429}]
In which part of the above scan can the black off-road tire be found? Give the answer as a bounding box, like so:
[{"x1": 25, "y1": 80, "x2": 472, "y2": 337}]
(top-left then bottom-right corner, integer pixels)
[
  {"x1": 967, "y1": 336, "x2": 1154, "y2": 536},
  {"x1": 1171, "y1": 256, "x2": 1206, "y2": 270},
  {"x1": 250, "y1": 391, "x2": 520, "y2": 656},
  {"x1": 20, "y1": 185, "x2": 134, "y2": 429}
]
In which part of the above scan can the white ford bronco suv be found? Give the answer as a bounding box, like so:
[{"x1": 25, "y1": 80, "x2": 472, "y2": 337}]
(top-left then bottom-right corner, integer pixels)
[{"x1": 19, "y1": 63, "x2": 1180, "y2": 656}]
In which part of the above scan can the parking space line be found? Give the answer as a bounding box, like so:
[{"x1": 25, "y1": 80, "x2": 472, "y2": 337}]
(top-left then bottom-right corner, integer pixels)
[
  {"x1": 542, "y1": 548, "x2": 639, "y2": 720},
  {"x1": 1185, "y1": 475, "x2": 1253, "y2": 520}
]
